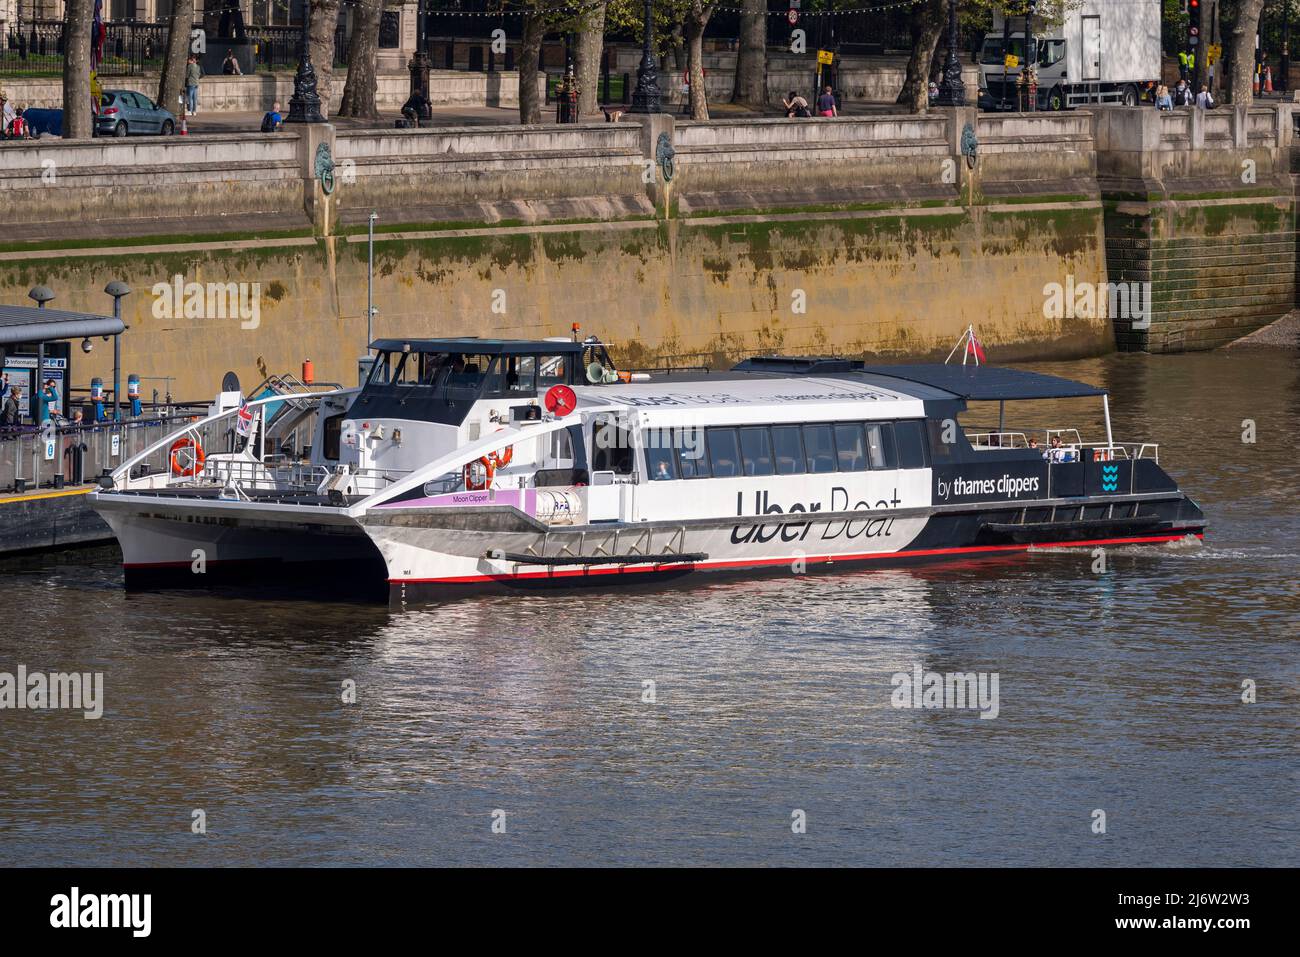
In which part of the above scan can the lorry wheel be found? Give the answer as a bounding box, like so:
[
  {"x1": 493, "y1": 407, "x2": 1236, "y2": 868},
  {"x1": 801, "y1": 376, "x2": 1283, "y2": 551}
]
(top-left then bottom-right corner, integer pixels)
[
  {"x1": 1122, "y1": 85, "x2": 1139, "y2": 106},
  {"x1": 1048, "y1": 87, "x2": 1066, "y2": 111}
]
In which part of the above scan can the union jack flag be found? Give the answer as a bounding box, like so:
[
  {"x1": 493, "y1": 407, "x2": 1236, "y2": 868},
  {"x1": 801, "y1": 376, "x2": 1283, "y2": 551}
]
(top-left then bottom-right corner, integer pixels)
[{"x1": 235, "y1": 398, "x2": 254, "y2": 437}]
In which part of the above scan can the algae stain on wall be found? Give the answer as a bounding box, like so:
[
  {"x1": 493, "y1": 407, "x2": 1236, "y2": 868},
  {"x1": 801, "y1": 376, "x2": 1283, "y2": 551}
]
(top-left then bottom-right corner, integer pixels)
[{"x1": 0, "y1": 205, "x2": 1112, "y2": 398}]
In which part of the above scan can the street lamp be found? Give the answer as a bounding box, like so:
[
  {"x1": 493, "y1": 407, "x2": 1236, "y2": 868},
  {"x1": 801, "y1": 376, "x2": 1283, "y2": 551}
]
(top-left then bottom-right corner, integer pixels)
[
  {"x1": 404, "y1": 0, "x2": 433, "y2": 122},
  {"x1": 934, "y1": 0, "x2": 966, "y2": 106},
  {"x1": 285, "y1": 0, "x2": 325, "y2": 124},
  {"x1": 628, "y1": 0, "x2": 662, "y2": 113}
]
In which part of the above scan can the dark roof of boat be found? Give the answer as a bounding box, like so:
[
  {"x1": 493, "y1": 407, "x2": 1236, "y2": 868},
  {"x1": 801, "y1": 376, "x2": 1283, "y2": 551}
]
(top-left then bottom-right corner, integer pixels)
[
  {"x1": 853, "y1": 363, "x2": 1107, "y2": 401},
  {"x1": 368, "y1": 337, "x2": 584, "y2": 355}
]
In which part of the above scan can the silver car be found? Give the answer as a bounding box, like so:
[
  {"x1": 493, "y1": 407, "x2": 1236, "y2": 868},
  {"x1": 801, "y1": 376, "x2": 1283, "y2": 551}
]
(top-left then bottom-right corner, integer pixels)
[{"x1": 95, "y1": 90, "x2": 176, "y2": 137}]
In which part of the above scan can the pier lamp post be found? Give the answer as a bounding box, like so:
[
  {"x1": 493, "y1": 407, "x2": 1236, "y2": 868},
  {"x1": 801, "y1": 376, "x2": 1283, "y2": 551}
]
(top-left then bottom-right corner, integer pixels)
[
  {"x1": 285, "y1": 0, "x2": 325, "y2": 124},
  {"x1": 105, "y1": 281, "x2": 130, "y2": 424},
  {"x1": 27, "y1": 285, "x2": 53, "y2": 435},
  {"x1": 628, "y1": 0, "x2": 662, "y2": 113},
  {"x1": 404, "y1": 0, "x2": 433, "y2": 122},
  {"x1": 934, "y1": 0, "x2": 966, "y2": 106}
]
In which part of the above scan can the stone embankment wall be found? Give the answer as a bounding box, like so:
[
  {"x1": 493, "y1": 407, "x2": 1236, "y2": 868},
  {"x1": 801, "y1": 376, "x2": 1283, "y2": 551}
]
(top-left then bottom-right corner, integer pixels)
[{"x1": 0, "y1": 105, "x2": 1292, "y2": 398}]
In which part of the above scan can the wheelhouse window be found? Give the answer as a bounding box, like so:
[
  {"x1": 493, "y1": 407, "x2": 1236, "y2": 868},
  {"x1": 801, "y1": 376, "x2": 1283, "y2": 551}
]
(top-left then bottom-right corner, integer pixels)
[
  {"x1": 505, "y1": 356, "x2": 536, "y2": 393},
  {"x1": 771, "y1": 425, "x2": 806, "y2": 475},
  {"x1": 538, "y1": 355, "x2": 568, "y2": 390},
  {"x1": 644, "y1": 429, "x2": 678, "y2": 481},
  {"x1": 738, "y1": 426, "x2": 775, "y2": 476},
  {"x1": 834, "y1": 423, "x2": 867, "y2": 471},
  {"x1": 803, "y1": 424, "x2": 836, "y2": 473},
  {"x1": 706, "y1": 428, "x2": 742, "y2": 478}
]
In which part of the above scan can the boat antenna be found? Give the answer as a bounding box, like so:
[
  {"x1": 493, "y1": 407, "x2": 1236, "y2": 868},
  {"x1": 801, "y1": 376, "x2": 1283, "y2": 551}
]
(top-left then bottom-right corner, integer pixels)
[{"x1": 945, "y1": 325, "x2": 984, "y2": 366}]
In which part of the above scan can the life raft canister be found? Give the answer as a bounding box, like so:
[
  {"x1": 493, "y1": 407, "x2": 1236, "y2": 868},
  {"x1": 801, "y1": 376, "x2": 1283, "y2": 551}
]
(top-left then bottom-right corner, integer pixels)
[{"x1": 169, "y1": 437, "x2": 206, "y2": 477}]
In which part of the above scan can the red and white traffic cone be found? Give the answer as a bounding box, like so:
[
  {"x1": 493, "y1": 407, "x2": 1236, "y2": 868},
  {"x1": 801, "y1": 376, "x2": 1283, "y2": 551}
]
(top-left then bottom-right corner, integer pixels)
[{"x1": 179, "y1": 113, "x2": 188, "y2": 135}]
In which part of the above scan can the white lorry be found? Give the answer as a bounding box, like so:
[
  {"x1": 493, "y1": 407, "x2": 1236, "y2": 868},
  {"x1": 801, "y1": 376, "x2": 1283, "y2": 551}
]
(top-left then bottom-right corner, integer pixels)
[{"x1": 977, "y1": 0, "x2": 1162, "y2": 111}]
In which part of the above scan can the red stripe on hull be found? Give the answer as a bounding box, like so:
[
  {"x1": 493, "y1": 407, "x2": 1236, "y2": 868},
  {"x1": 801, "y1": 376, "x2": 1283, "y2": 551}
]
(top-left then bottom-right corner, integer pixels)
[{"x1": 391, "y1": 531, "x2": 1205, "y2": 585}]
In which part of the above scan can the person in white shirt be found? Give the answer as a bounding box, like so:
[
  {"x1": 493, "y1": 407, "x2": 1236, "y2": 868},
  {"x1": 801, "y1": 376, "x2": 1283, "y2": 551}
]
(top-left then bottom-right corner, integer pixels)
[
  {"x1": 0, "y1": 90, "x2": 15, "y2": 133},
  {"x1": 1196, "y1": 85, "x2": 1214, "y2": 109}
]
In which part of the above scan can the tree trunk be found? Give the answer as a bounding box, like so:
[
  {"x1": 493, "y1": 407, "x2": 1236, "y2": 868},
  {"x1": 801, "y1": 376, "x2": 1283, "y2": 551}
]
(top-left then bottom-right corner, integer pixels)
[
  {"x1": 309, "y1": 0, "x2": 341, "y2": 118},
  {"x1": 575, "y1": 2, "x2": 606, "y2": 115},
  {"x1": 1229, "y1": 0, "x2": 1265, "y2": 105},
  {"x1": 896, "y1": 0, "x2": 945, "y2": 113},
  {"x1": 518, "y1": 12, "x2": 545, "y2": 124},
  {"x1": 62, "y1": 0, "x2": 94, "y2": 140},
  {"x1": 731, "y1": 0, "x2": 766, "y2": 107},
  {"x1": 338, "y1": 0, "x2": 380, "y2": 119},
  {"x1": 686, "y1": 11, "x2": 708, "y2": 120},
  {"x1": 157, "y1": 0, "x2": 193, "y2": 121}
]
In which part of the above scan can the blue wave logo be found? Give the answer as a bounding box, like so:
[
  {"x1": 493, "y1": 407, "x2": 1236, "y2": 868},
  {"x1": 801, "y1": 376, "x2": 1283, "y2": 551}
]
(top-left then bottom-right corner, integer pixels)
[{"x1": 1101, "y1": 464, "x2": 1119, "y2": 492}]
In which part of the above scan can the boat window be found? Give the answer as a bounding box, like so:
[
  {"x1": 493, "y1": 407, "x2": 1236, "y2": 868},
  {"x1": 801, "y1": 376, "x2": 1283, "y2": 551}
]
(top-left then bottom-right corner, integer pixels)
[
  {"x1": 547, "y1": 427, "x2": 573, "y2": 465},
  {"x1": 877, "y1": 422, "x2": 899, "y2": 469},
  {"x1": 706, "y1": 428, "x2": 742, "y2": 478},
  {"x1": 538, "y1": 354, "x2": 568, "y2": 389},
  {"x1": 644, "y1": 429, "x2": 678, "y2": 481},
  {"x1": 591, "y1": 413, "x2": 634, "y2": 474},
  {"x1": 390, "y1": 352, "x2": 424, "y2": 386},
  {"x1": 739, "y1": 426, "x2": 775, "y2": 476},
  {"x1": 771, "y1": 424, "x2": 806, "y2": 475},
  {"x1": 505, "y1": 355, "x2": 536, "y2": 393},
  {"x1": 894, "y1": 420, "x2": 928, "y2": 469},
  {"x1": 803, "y1": 424, "x2": 836, "y2": 473},
  {"x1": 926, "y1": 418, "x2": 956, "y2": 460},
  {"x1": 863, "y1": 423, "x2": 889, "y2": 469},
  {"x1": 676, "y1": 427, "x2": 710, "y2": 479},
  {"x1": 365, "y1": 353, "x2": 393, "y2": 386},
  {"x1": 834, "y1": 423, "x2": 867, "y2": 471}
]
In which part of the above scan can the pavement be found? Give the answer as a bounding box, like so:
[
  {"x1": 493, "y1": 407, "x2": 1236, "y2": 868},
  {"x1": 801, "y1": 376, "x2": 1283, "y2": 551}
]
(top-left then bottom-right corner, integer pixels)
[{"x1": 176, "y1": 99, "x2": 907, "y2": 134}]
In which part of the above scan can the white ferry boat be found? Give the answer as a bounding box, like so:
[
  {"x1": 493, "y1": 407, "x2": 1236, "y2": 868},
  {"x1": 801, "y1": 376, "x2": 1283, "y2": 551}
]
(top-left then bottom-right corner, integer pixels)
[{"x1": 89, "y1": 337, "x2": 1206, "y2": 603}]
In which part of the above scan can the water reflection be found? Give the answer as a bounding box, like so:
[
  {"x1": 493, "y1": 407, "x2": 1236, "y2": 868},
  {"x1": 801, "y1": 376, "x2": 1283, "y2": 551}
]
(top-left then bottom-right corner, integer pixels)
[{"x1": 0, "y1": 351, "x2": 1295, "y2": 866}]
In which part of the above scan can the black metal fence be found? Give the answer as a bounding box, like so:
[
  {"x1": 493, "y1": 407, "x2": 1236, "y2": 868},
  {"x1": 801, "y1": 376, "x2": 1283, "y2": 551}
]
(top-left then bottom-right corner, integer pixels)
[{"x1": 1, "y1": 20, "x2": 349, "y2": 76}]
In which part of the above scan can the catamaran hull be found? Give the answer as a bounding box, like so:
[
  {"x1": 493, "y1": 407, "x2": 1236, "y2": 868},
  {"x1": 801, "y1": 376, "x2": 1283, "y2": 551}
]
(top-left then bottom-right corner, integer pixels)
[
  {"x1": 366, "y1": 494, "x2": 1206, "y2": 602},
  {"x1": 93, "y1": 497, "x2": 384, "y2": 592}
]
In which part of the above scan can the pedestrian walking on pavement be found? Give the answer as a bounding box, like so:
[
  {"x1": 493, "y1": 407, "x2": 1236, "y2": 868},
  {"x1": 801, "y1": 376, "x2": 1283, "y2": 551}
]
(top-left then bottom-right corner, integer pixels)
[{"x1": 186, "y1": 55, "x2": 202, "y2": 115}]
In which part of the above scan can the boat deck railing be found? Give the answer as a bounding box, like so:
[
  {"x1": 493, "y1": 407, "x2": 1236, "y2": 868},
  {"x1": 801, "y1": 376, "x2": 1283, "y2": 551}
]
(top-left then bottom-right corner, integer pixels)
[{"x1": 967, "y1": 427, "x2": 1159, "y2": 463}]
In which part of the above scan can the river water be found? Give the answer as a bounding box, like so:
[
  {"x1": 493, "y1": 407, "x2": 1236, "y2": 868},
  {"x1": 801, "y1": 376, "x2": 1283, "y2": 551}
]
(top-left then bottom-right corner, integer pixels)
[{"x1": 0, "y1": 350, "x2": 1295, "y2": 867}]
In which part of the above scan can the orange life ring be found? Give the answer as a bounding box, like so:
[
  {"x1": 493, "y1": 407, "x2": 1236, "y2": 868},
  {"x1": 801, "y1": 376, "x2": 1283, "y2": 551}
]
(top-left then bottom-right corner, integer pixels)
[
  {"x1": 487, "y1": 444, "x2": 513, "y2": 471},
  {"x1": 169, "y1": 437, "x2": 206, "y2": 477},
  {"x1": 464, "y1": 456, "x2": 494, "y2": 491}
]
